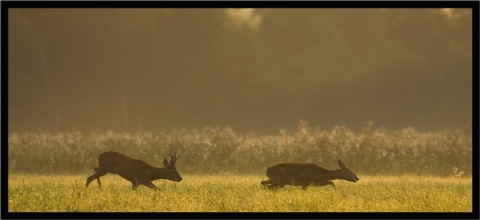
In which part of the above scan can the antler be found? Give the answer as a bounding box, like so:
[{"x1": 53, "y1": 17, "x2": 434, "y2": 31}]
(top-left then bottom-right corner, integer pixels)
[{"x1": 168, "y1": 150, "x2": 180, "y2": 166}]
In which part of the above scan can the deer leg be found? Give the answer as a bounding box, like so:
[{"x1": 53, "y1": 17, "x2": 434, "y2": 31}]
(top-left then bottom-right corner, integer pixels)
[
  {"x1": 262, "y1": 180, "x2": 275, "y2": 190},
  {"x1": 322, "y1": 180, "x2": 336, "y2": 190},
  {"x1": 137, "y1": 178, "x2": 159, "y2": 191},
  {"x1": 267, "y1": 184, "x2": 277, "y2": 190},
  {"x1": 86, "y1": 176, "x2": 94, "y2": 187},
  {"x1": 328, "y1": 181, "x2": 337, "y2": 191},
  {"x1": 131, "y1": 181, "x2": 139, "y2": 190},
  {"x1": 264, "y1": 180, "x2": 281, "y2": 190},
  {"x1": 133, "y1": 178, "x2": 158, "y2": 191},
  {"x1": 269, "y1": 181, "x2": 286, "y2": 190},
  {"x1": 261, "y1": 180, "x2": 275, "y2": 189},
  {"x1": 94, "y1": 167, "x2": 102, "y2": 188},
  {"x1": 86, "y1": 167, "x2": 107, "y2": 188},
  {"x1": 146, "y1": 182, "x2": 159, "y2": 191},
  {"x1": 313, "y1": 180, "x2": 336, "y2": 190},
  {"x1": 267, "y1": 184, "x2": 276, "y2": 190},
  {"x1": 86, "y1": 168, "x2": 96, "y2": 187},
  {"x1": 261, "y1": 179, "x2": 280, "y2": 190},
  {"x1": 96, "y1": 177, "x2": 102, "y2": 188},
  {"x1": 95, "y1": 167, "x2": 102, "y2": 187},
  {"x1": 131, "y1": 177, "x2": 140, "y2": 190},
  {"x1": 302, "y1": 184, "x2": 308, "y2": 190}
]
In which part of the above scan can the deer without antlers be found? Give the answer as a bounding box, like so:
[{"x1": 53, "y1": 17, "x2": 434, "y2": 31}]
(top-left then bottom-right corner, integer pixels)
[
  {"x1": 86, "y1": 151, "x2": 182, "y2": 190},
  {"x1": 261, "y1": 159, "x2": 359, "y2": 190}
]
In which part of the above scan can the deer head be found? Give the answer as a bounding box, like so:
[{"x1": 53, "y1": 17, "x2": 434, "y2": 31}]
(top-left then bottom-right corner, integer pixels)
[
  {"x1": 338, "y1": 159, "x2": 359, "y2": 182},
  {"x1": 163, "y1": 151, "x2": 182, "y2": 182}
]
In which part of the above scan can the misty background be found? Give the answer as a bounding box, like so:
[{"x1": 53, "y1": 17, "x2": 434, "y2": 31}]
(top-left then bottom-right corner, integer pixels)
[{"x1": 8, "y1": 9, "x2": 472, "y2": 134}]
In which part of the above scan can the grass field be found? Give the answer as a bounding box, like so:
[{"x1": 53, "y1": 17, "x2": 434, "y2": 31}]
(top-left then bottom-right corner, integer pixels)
[
  {"x1": 7, "y1": 126, "x2": 473, "y2": 213},
  {"x1": 8, "y1": 174, "x2": 472, "y2": 212}
]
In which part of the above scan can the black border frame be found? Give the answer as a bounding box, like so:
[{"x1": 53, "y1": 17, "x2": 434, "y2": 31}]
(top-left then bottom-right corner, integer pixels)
[{"x1": 2, "y1": 1, "x2": 478, "y2": 219}]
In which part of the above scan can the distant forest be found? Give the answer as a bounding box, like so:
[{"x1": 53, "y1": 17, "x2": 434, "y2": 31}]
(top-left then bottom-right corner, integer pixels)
[{"x1": 9, "y1": 9, "x2": 472, "y2": 134}]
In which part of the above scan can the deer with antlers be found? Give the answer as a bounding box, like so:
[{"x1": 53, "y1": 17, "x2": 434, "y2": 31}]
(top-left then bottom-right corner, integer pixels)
[{"x1": 86, "y1": 151, "x2": 182, "y2": 190}]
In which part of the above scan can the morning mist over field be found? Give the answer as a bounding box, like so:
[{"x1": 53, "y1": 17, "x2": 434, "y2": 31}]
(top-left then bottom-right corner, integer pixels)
[{"x1": 9, "y1": 9, "x2": 472, "y2": 134}]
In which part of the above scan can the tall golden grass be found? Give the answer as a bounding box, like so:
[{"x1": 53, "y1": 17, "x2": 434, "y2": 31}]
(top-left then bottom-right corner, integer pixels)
[{"x1": 8, "y1": 174, "x2": 472, "y2": 212}]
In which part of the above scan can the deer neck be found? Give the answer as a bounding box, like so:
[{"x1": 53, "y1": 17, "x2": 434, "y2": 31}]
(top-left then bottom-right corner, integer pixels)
[
  {"x1": 323, "y1": 169, "x2": 345, "y2": 181},
  {"x1": 151, "y1": 167, "x2": 168, "y2": 180}
]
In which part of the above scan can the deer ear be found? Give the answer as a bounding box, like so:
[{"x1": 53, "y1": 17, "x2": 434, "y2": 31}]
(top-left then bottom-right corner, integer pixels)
[
  {"x1": 163, "y1": 159, "x2": 169, "y2": 167},
  {"x1": 338, "y1": 159, "x2": 347, "y2": 169}
]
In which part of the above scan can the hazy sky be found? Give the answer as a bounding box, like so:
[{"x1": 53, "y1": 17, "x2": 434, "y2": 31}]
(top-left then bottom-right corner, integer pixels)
[{"x1": 8, "y1": 8, "x2": 472, "y2": 134}]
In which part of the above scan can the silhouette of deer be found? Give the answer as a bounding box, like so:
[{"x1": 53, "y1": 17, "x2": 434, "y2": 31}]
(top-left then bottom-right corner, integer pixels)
[
  {"x1": 261, "y1": 159, "x2": 358, "y2": 190},
  {"x1": 86, "y1": 151, "x2": 182, "y2": 190}
]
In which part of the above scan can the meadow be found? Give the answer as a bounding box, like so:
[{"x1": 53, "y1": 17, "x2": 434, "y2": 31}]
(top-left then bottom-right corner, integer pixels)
[
  {"x1": 7, "y1": 122, "x2": 474, "y2": 212},
  {"x1": 7, "y1": 174, "x2": 472, "y2": 212}
]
